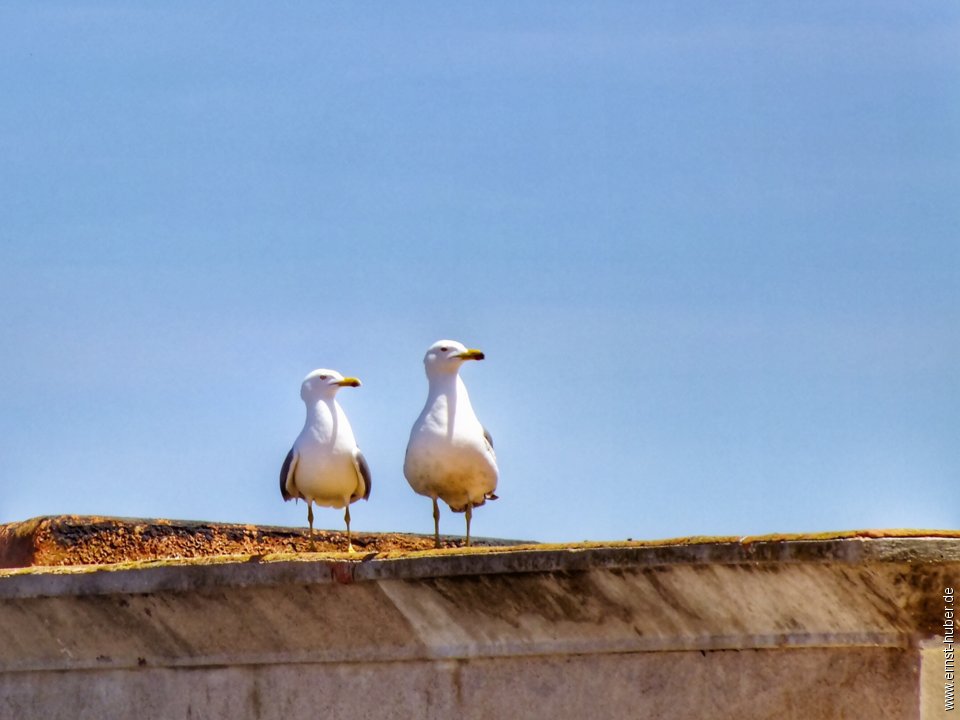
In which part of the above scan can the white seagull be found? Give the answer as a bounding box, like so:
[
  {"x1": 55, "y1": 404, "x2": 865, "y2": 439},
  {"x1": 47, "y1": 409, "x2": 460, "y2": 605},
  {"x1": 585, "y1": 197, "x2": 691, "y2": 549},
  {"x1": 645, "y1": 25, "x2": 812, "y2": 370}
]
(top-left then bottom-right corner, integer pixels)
[
  {"x1": 404, "y1": 340, "x2": 499, "y2": 547},
  {"x1": 280, "y1": 369, "x2": 371, "y2": 551}
]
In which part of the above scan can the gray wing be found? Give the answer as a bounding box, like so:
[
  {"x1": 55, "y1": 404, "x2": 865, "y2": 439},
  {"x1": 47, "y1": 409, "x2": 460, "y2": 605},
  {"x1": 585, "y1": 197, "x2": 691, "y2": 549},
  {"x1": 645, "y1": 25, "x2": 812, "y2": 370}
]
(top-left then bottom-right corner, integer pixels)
[
  {"x1": 354, "y1": 448, "x2": 372, "y2": 501},
  {"x1": 280, "y1": 447, "x2": 298, "y2": 501},
  {"x1": 481, "y1": 427, "x2": 498, "y2": 501},
  {"x1": 482, "y1": 427, "x2": 494, "y2": 450}
]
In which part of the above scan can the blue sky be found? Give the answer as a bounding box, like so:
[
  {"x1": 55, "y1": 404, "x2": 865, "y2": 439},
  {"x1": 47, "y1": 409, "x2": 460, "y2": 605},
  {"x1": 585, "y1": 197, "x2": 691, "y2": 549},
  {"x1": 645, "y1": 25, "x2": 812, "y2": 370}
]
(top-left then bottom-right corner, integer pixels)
[{"x1": 1, "y1": 2, "x2": 957, "y2": 542}]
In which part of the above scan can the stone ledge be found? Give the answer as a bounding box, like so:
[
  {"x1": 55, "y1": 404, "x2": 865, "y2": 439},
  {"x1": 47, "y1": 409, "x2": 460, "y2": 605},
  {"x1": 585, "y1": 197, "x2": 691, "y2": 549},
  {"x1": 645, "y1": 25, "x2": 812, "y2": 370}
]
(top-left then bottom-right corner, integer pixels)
[
  {"x1": 1, "y1": 524, "x2": 958, "y2": 665},
  {"x1": 0, "y1": 515, "x2": 525, "y2": 569},
  {"x1": 2, "y1": 519, "x2": 957, "y2": 719}
]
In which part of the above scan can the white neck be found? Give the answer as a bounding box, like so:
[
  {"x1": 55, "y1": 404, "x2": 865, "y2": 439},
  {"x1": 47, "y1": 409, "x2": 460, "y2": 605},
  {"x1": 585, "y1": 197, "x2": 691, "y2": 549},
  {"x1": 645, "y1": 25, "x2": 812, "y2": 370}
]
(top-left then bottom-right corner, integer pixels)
[
  {"x1": 428, "y1": 371, "x2": 472, "y2": 402},
  {"x1": 305, "y1": 397, "x2": 337, "y2": 425},
  {"x1": 419, "y1": 372, "x2": 480, "y2": 438},
  {"x1": 301, "y1": 397, "x2": 357, "y2": 448}
]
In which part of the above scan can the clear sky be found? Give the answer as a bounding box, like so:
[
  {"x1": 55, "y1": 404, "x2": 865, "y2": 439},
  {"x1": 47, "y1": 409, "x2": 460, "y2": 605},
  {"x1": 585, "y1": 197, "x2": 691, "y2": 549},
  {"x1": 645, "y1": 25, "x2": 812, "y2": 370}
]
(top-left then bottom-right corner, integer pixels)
[{"x1": 1, "y1": 2, "x2": 957, "y2": 542}]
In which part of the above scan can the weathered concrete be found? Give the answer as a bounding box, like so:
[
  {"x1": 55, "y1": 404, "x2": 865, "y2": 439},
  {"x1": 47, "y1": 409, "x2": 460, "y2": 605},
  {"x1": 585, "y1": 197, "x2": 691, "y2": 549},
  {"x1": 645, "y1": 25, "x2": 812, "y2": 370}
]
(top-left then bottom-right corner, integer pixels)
[
  {"x1": 0, "y1": 515, "x2": 521, "y2": 568},
  {"x1": 1, "y1": 529, "x2": 958, "y2": 719}
]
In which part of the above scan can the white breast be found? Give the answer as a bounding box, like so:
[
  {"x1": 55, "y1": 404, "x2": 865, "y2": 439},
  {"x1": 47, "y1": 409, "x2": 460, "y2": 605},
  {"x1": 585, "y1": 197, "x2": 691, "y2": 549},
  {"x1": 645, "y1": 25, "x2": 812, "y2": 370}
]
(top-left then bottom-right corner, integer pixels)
[
  {"x1": 404, "y1": 375, "x2": 498, "y2": 509},
  {"x1": 293, "y1": 400, "x2": 361, "y2": 508}
]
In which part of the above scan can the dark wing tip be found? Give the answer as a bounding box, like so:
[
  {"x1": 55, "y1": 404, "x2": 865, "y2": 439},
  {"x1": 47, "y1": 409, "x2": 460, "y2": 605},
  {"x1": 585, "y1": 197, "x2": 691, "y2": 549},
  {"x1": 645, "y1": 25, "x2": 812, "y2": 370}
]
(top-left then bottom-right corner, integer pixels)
[
  {"x1": 280, "y1": 447, "x2": 295, "y2": 501},
  {"x1": 356, "y1": 449, "x2": 372, "y2": 501},
  {"x1": 482, "y1": 427, "x2": 494, "y2": 450}
]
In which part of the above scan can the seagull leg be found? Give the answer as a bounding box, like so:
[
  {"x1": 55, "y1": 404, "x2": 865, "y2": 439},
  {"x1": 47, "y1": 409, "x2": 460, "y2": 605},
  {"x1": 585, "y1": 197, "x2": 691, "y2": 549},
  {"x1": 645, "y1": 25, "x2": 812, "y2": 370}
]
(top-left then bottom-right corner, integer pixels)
[
  {"x1": 307, "y1": 502, "x2": 316, "y2": 552},
  {"x1": 345, "y1": 506, "x2": 354, "y2": 553},
  {"x1": 465, "y1": 503, "x2": 472, "y2": 547},
  {"x1": 432, "y1": 498, "x2": 441, "y2": 548}
]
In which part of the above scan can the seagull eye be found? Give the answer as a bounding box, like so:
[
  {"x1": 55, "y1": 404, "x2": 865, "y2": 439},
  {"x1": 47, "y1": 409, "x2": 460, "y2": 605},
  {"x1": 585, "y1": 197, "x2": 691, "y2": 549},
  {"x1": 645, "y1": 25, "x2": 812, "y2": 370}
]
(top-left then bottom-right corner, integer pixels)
[
  {"x1": 318, "y1": 375, "x2": 329, "y2": 380},
  {"x1": 440, "y1": 347, "x2": 448, "y2": 352}
]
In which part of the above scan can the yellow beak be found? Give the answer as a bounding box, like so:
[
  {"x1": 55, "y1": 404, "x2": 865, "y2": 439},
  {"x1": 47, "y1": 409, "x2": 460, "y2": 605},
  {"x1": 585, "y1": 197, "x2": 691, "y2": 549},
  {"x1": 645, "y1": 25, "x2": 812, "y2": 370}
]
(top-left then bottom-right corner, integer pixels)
[
  {"x1": 336, "y1": 377, "x2": 362, "y2": 387},
  {"x1": 457, "y1": 349, "x2": 485, "y2": 361}
]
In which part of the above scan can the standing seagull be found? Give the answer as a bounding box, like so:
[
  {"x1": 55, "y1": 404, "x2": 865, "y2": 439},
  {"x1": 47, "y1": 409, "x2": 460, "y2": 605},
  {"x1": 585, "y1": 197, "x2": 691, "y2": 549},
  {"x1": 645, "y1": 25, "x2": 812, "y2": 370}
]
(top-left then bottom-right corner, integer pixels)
[
  {"x1": 404, "y1": 340, "x2": 499, "y2": 547},
  {"x1": 280, "y1": 369, "x2": 372, "y2": 552}
]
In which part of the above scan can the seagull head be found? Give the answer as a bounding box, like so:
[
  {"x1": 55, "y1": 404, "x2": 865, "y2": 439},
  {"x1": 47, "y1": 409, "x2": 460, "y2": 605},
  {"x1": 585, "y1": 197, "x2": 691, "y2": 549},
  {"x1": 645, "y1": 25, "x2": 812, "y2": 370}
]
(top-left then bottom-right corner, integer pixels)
[
  {"x1": 300, "y1": 369, "x2": 362, "y2": 401},
  {"x1": 423, "y1": 340, "x2": 485, "y2": 377}
]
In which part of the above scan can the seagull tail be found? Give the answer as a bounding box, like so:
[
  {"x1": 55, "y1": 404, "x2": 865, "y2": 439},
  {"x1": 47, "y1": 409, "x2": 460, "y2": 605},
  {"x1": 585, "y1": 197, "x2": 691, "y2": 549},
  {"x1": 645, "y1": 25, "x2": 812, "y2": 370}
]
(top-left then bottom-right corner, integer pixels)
[{"x1": 450, "y1": 491, "x2": 498, "y2": 513}]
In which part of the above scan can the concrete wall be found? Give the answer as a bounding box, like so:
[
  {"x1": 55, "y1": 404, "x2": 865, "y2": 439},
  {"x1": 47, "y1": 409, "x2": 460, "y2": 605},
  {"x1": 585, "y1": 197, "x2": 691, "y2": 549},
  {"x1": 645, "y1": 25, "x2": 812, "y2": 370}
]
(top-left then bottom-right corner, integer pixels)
[{"x1": 1, "y1": 534, "x2": 958, "y2": 719}]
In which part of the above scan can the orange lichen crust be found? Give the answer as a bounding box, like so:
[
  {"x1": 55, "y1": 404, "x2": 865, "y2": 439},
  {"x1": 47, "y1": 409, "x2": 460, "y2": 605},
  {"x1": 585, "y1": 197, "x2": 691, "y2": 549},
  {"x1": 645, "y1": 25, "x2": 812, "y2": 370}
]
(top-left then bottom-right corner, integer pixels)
[
  {"x1": 2, "y1": 515, "x2": 958, "y2": 572},
  {"x1": 0, "y1": 515, "x2": 496, "y2": 569}
]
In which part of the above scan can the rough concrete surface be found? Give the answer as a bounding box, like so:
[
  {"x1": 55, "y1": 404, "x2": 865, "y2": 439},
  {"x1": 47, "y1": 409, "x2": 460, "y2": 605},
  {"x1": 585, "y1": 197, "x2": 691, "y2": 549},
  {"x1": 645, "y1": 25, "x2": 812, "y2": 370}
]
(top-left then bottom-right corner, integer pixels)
[
  {"x1": 0, "y1": 515, "x2": 518, "y2": 568},
  {"x1": 1, "y1": 517, "x2": 959, "y2": 719},
  {"x1": 0, "y1": 649, "x2": 916, "y2": 720}
]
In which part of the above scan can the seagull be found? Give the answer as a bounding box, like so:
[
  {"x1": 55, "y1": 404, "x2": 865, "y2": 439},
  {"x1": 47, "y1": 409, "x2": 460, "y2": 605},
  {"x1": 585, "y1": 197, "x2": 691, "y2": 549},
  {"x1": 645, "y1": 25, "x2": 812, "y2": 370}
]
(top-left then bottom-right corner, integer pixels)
[
  {"x1": 404, "y1": 340, "x2": 499, "y2": 547},
  {"x1": 280, "y1": 369, "x2": 371, "y2": 551}
]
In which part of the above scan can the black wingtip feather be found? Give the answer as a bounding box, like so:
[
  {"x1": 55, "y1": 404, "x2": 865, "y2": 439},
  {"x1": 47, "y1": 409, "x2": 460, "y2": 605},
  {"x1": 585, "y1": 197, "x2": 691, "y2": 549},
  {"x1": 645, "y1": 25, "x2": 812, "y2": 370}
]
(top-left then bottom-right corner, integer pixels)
[
  {"x1": 280, "y1": 447, "x2": 295, "y2": 501},
  {"x1": 482, "y1": 427, "x2": 494, "y2": 450},
  {"x1": 356, "y1": 450, "x2": 372, "y2": 500}
]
